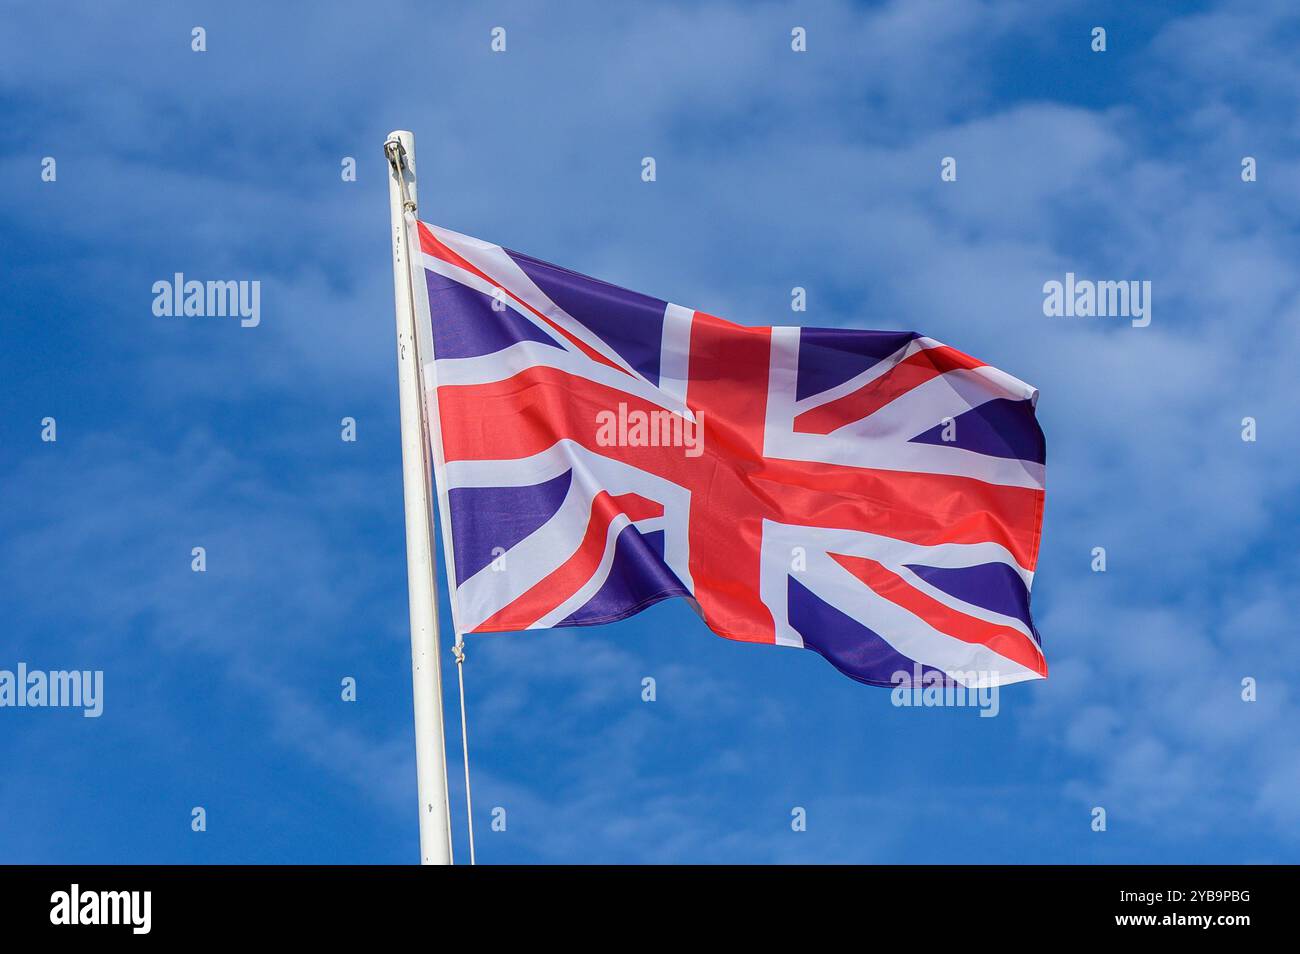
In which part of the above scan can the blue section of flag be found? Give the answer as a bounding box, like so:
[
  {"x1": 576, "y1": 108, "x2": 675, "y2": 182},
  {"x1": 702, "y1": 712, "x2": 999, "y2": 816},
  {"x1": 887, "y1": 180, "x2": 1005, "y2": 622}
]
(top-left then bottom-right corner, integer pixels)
[
  {"x1": 559, "y1": 527, "x2": 689, "y2": 626},
  {"x1": 908, "y1": 398, "x2": 1046, "y2": 464},
  {"x1": 787, "y1": 576, "x2": 949, "y2": 688},
  {"x1": 796, "y1": 328, "x2": 918, "y2": 401},
  {"x1": 507, "y1": 248, "x2": 667, "y2": 383},
  {"x1": 447, "y1": 470, "x2": 572, "y2": 584},
  {"x1": 426, "y1": 270, "x2": 561, "y2": 359}
]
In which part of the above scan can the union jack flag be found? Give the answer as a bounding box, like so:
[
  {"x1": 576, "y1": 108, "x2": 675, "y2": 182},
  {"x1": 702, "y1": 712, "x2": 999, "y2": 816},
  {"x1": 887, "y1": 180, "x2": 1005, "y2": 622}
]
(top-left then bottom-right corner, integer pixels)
[{"x1": 409, "y1": 220, "x2": 1047, "y2": 688}]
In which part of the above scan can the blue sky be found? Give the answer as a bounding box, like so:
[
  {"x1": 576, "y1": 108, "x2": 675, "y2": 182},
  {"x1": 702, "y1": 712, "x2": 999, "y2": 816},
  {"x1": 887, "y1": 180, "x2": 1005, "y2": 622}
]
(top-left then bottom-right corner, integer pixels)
[{"x1": 2, "y1": 0, "x2": 1298, "y2": 863}]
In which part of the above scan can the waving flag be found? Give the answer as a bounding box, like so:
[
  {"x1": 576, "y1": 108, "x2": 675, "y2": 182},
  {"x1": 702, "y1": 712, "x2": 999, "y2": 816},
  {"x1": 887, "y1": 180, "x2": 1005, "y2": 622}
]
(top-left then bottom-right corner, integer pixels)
[{"x1": 409, "y1": 220, "x2": 1047, "y2": 688}]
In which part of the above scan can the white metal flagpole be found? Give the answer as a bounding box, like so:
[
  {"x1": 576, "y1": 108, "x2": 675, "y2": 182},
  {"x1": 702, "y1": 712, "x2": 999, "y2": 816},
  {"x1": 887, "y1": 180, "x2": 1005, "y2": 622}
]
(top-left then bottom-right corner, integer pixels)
[{"x1": 385, "y1": 129, "x2": 454, "y2": 865}]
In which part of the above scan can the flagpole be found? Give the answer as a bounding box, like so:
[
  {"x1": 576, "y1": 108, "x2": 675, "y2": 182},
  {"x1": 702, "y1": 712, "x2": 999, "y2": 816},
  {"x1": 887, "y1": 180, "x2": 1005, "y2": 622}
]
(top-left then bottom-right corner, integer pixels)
[{"x1": 385, "y1": 129, "x2": 454, "y2": 865}]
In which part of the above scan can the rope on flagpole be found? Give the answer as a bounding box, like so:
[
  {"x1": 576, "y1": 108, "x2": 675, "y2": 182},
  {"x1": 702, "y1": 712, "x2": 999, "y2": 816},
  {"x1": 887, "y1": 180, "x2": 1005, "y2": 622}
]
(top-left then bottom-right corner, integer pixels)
[{"x1": 452, "y1": 635, "x2": 477, "y2": 865}]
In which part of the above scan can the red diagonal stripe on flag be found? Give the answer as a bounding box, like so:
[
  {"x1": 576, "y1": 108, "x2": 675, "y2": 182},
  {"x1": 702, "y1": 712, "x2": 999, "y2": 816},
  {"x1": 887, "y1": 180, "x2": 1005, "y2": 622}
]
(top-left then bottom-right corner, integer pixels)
[
  {"x1": 473, "y1": 491, "x2": 664, "y2": 632},
  {"x1": 794, "y1": 345, "x2": 985, "y2": 435},
  {"x1": 417, "y1": 222, "x2": 628, "y2": 375},
  {"x1": 829, "y1": 553, "x2": 1046, "y2": 677}
]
